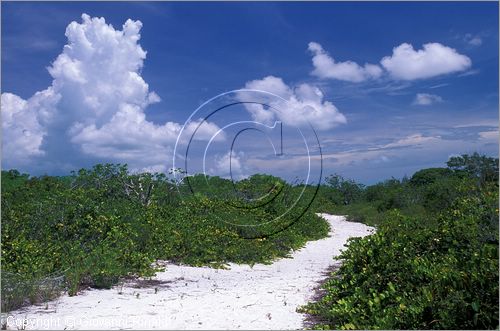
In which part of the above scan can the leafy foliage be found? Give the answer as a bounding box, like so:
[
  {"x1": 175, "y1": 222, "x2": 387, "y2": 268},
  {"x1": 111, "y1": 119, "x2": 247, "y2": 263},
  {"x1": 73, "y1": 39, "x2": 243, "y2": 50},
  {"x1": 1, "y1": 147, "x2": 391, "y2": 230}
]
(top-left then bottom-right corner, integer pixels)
[
  {"x1": 1, "y1": 164, "x2": 329, "y2": 311},
  {"x1": 447, "y1": 152, "x2": 499, "y2": 186},
  {"x1": 325, "y1": 174, "x2": 365, "y2": 205},
  {"x1": 3, "y1": 152, "x2": 498, "y2": 330},
  {"x1": 321, "y1": 154, "x2": 498, "y2": 226},
  {"x1": 301, "y1": 154, "x2": 499, "y2": 329}
]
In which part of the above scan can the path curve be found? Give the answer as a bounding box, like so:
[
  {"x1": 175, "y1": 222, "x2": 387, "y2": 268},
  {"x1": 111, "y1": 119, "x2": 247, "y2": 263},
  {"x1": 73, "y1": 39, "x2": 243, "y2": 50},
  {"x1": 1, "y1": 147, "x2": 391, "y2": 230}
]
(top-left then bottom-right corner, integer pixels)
[{"x1": 5, "y1": 214, "x2": 374, "y2": 330}]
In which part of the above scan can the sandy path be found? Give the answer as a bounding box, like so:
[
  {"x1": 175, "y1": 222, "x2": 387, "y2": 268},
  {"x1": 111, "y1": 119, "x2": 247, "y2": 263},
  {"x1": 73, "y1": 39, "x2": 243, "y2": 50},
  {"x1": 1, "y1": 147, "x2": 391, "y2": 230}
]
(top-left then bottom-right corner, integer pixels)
[{"x1": 5, "y1": 214, "x2": 374, "y2": 330}]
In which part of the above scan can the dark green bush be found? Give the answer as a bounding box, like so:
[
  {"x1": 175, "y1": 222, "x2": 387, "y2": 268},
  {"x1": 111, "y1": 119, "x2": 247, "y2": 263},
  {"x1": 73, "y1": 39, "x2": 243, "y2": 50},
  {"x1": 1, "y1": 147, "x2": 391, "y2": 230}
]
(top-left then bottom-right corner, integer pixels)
[
  {"x1": 300, "y1": 184, "x2": 499, "y2": 329},
  {"x1": 1, "y1": 164, "x2": 329, "y2": 311}
]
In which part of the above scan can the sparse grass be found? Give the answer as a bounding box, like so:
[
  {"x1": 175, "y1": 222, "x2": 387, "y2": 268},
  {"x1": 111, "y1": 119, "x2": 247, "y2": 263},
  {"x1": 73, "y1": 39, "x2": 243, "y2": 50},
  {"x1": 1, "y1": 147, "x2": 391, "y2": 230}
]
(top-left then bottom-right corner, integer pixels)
[{"x1": 1, "y1": 272, "x2": 64, "y2": 312}]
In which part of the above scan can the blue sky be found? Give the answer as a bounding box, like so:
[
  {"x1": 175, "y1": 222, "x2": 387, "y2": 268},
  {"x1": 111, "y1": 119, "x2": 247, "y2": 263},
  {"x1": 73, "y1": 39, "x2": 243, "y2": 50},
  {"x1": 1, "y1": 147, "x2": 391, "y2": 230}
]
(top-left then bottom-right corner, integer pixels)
[{"x1": 2, "y1": 2, "x2": 498, "y2": 184}]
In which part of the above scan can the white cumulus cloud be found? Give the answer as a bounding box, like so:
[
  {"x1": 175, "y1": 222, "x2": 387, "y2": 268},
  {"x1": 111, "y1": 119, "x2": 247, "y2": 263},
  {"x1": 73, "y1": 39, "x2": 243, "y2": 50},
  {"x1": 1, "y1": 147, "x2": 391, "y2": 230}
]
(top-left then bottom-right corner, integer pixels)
[
  {"x1": 308, "y1": 42, "x2": 383, "y2": 82},
  {"x1": 1, "y1": 14, "x2": 221, "y2": 173},
  {"x1": 240, "y1": 75, "x2": 347, "y2": 130},
  {"x1": 1, "y1": 93, "x2": 47, "y2": 166},
  {"x1": 209, "y1": 151, "x2": 247, "y2": 180},
  {"x1": 413, "y1": 93, "x2": 443, "y2": 106},
  {"x1": 381, "y1": 42, "x2": 471, "y2": 80}
]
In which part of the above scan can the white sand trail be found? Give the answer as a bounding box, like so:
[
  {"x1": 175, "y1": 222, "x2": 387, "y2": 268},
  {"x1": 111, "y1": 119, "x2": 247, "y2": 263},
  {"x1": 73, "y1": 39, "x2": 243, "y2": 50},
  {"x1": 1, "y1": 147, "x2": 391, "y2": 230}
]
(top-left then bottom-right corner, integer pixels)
[{"x1": 5, "y1": 214, "x2": 374, "y2": 330}]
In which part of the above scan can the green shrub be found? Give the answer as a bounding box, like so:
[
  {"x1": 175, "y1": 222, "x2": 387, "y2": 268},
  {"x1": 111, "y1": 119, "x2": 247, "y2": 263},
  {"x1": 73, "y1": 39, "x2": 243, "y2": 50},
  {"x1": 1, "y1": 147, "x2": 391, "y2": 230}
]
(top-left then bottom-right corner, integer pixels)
[
  {"x1": 301, "y1": 186, "x2": 499, "y2": 329},
  {"x1": 1, "y1": 165, "x2": 329, "y2": 311}
]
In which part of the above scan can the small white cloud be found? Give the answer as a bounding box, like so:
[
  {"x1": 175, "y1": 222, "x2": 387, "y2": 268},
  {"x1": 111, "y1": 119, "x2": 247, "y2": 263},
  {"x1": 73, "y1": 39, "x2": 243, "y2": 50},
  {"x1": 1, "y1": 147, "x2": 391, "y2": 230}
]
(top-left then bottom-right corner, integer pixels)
[
  {"x1": 209, "y1": 151, "x2": 247, "y2": 180},
  {"x1": 464, "y1": 33, "x2": 482, "y2": 46},
  {"x1": 478, "y1": 130, "x2": 499, "y2": 142},
  {"x1": 428, "y1": 83, "x2": 449, "y2": 89},
  {"x1": 413, "y1": 93, "x2": 443, "y2": 106},
  {"x1": 381, "y1": 42, "x2": 471, "y2": 80},
  {"x1": 240, "y1": 75, "x2": 346, "y2": 130},
  {"x1": 458, "y1": 69, "x2": 480, "y2": 77},
  {"x1": 469, "y1": 37, "x2": 482, "y2": 46},
  {"x1": 308, "y1": 42, "x2": 383, "y2": 82},
  {"x1": 383, "y1": 134, "x2": 441, "y2": 148}
]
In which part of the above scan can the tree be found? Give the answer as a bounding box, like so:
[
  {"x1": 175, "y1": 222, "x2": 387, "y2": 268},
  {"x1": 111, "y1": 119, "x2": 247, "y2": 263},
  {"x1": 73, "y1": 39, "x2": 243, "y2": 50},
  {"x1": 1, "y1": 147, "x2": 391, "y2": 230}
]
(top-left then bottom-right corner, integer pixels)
[
  {"x1": 446, "y1": 152, "x2": 499, "y2": 186},
  {"x1": 325, "y1": 174, "x2": 364, "y2": 205},
  {"x1": 410, "y1": 167, "x2": 454, "y2": 186},
  {"x1": 364, "y1": 178, "x2": 410, "y2": 212},
  {"x1": 1, "y1": 170, "x2": 30, "y2": 193}
]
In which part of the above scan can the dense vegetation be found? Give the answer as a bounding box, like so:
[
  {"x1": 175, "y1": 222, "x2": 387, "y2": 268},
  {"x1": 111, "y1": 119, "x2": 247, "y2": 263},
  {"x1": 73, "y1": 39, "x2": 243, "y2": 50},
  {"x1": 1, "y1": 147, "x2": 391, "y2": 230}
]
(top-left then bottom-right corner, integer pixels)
[
  {"x1": 2, "y1": 152, "x2": 498, "y2": 330},
  {"x1": 1, "y1": 165, "x2": 329, "y2": 311},
  {"x1": 300, "y1": 153, "x2": 499, "y2": 329}
]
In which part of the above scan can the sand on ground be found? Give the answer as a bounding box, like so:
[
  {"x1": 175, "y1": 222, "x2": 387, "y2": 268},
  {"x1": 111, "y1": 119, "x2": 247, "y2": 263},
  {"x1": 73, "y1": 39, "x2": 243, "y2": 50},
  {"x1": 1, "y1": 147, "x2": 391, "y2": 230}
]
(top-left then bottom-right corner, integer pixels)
[{"x1": 4, "y1": 214, "x2": 374, "y2": 330}]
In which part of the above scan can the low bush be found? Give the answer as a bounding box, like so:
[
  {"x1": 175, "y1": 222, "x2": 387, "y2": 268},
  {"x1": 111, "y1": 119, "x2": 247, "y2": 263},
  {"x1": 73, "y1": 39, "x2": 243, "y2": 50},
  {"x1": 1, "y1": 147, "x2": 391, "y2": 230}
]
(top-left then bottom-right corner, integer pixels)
[
  {"x1": 1, "y1": 164, "x2": 329, "y2": 311},
  {"x1": 300, "y1": 183, "x2": 499, "y2": 329}
]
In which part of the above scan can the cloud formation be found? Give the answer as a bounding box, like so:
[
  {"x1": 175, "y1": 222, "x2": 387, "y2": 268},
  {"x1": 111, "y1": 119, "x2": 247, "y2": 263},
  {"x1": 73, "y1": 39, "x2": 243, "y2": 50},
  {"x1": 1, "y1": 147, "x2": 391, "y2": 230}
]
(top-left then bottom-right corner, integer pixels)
[
  {"x1": 413, "y1": 93, "x2": 443, "y2": 106},
  {"x1": 209, "y1": 151, "x2": 248, "y2": 180},
  {"x1": 382, "y1": 133, "x2": 441, "y2": 149},
  {"x1": 309, "y1": 42, "x2": 472, "y2": 82},
  {"x1": 381, "y1": 43, "x2": 471, "y2": 80},
  {"x1": 464, "y1": 33, "x2": 482, "y2": 46},
  {"x1": 240, "y1": 75, "x2": 347, "y2": 130},
  {"x1": 1, "y1": 14, "x2": 220, "y2": 173},
  {"x1": 308, "y1": 42, "x2": 383, "y2": 82},
  {"x1": 1, "y1": 93, "x2": 46, "y2": 165},
  {"x1": 478, "y1": 130, "x2": 499, "y2": 142}
]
